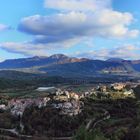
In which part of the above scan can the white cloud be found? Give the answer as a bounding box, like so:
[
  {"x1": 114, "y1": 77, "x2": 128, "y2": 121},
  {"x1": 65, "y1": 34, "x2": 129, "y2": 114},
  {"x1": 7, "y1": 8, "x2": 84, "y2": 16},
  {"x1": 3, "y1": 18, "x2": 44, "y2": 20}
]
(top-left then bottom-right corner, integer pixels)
[
  {"x1": 77, "y1": 45, "x2": 140, "y2": 60},
  {"x1": 0, "y1": 58, "x2": 5, "y2": 62},
  {"x1": 45, "y1": 0, "x2": 112, "y2": 12},
  {"x1": 18, "y1": 0, "x2": 139, "y2": 45},
  {"x1": 0, "y1": 42, "x2": 48, "y2": 56},
  {"x1": 43, "y1": 0, "x2": 139, "y2": 39},
  {"x1": 0, "y1": 24, "x2": 10, "y2": 32},
  {"x1": 19, "y1": 9, "x2": 139, "y2": 44},
  {"x1": 0, "y1": 37, "x2": 82, "y2": 56}
]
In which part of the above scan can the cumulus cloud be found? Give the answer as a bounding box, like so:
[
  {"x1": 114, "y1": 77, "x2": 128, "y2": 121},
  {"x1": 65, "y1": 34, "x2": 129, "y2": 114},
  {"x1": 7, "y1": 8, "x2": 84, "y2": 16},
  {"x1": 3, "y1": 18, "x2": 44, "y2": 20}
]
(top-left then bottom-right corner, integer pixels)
[
  {"x1": 0, "y1": 24, "x2": 10, "y2": 32},
  {"x1": 19, "y1": 10, "x2": 139, "y2": 44},
  {"x1": 18, "y1": 13, "x2": 89, "y2": 43},
  {"x1": 77, "y1": 45, "x2": 140, "y2": 60},
  {"x1": 17, "y1": 0, "x2": 139, "y2": 50},
  {"x1": 0, "y1": 42, "x2": 49, "y2": 56},
  {"x1": 45, "y1": 0, "x2": 112, "y2": 12},
  {"x1": 43, "y1": 0, "x2": 139, "y2": 39},
  {"x1": 0, "y1": 37, "x2": 81, "y2": 56}
]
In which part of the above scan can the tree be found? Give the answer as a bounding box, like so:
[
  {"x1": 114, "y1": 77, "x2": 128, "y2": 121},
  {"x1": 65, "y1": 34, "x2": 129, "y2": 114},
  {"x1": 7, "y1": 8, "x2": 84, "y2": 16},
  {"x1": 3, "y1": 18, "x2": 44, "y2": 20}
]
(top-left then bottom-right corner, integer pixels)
[
  {"x1": 73, "y1": 126, "x2": 109, "y2": 140},
  {"x1": 133, "y1": 85, "x2": 140, "y2": 99}
]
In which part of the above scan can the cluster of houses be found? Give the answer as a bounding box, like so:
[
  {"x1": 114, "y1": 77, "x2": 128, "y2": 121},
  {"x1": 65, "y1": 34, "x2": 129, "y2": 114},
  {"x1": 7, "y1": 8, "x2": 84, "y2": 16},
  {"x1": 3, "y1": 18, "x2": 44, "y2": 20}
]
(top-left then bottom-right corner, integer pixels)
[
  {"x1": 36, "y1": 87, "x2": 83, "y2": 116},
  {"x1": 111, "y1": 83, "x2": 126, "y2": 91},
  {"x1": 92, "y1": 82, "x2": 135, "y2": 98},
  {"x1": 60, "y1": 99, "x2": 83, "y2": 116},
  {"x1": 52, "y1": 99, "x2": 83, "y2": 116},
  {"x1": 8, "y1": 97, "x2": 51, "y2": 117},
  {"x1": 0, "y1": 83, "x2": 139, "y2": 117},
  {"x1": 0, "y1": 87, "x2": 84, "y2": 117}
]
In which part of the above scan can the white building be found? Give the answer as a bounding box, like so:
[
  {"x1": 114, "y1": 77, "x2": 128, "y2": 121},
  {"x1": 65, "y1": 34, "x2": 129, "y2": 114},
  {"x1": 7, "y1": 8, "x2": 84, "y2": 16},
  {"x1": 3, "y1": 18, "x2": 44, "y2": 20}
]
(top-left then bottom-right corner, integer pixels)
[
  {"x1": 36, "y1": 87, "x2": 56, "y2": 92},
  {"x1": 0, "y1": 104, "x2": 6, "y2": 110}
]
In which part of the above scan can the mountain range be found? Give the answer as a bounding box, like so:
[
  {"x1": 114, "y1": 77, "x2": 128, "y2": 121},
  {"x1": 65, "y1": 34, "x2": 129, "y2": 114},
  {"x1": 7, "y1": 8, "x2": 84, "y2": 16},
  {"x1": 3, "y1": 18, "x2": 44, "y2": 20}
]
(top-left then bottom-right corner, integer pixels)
[{"x1": 0, "y1": 54, "x2": 140, "y2": 77}]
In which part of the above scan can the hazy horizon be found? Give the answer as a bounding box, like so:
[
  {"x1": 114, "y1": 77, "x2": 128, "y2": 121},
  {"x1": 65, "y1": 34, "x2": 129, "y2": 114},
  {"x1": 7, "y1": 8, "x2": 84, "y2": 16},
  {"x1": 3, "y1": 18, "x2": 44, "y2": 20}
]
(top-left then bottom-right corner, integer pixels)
[{"x1": 1, "y1": 53, "x2": 140, "y2": 63}]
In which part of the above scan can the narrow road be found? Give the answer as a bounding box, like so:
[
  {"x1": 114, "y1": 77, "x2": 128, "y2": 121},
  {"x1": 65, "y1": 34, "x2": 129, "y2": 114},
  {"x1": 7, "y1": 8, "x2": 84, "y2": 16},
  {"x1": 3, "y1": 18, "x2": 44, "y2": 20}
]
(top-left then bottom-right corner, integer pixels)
[
  {"x1": 0, "y1": 128, "x2": 32, "y2": 138},
  {"x1": 86, "y1": 108, "x2": 110, "y2": 132}
]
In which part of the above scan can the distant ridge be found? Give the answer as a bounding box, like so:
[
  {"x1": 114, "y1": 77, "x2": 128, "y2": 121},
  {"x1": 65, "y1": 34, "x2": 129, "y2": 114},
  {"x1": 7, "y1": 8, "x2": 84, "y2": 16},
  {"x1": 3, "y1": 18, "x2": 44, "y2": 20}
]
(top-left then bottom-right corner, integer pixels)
[
  {"x1": 0, "y1": 54, "x2": 140, "y2": 77},
  {"x1": 106, "y1": 58, "x2": 125, "y2": 62}
]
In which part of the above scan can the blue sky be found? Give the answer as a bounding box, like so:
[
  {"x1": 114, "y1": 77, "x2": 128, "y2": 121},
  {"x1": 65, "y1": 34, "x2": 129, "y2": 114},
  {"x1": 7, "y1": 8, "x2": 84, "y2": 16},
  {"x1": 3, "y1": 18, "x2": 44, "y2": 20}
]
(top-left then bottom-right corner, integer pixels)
[{"x1": 0, "y1": 0, "x2": 140, "y2": 61}]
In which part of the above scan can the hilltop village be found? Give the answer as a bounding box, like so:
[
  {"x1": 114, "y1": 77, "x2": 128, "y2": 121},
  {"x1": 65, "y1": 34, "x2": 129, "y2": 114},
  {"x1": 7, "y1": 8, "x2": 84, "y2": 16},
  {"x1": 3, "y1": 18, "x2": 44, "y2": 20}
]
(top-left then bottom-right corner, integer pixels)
[
  {"x1": 0, "y1": 82, "x2": 138, "y2": 118},
  {"x1": 0, "y1": 82, "x2": 140, "y2": 139}
]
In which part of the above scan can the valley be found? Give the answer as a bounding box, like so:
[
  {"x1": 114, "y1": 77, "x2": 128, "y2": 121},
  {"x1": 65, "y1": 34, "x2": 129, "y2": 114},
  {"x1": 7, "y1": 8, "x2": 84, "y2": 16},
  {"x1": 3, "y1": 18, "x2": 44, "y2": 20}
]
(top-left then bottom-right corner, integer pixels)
[{"x1": 0, "y1": 55, "x2": 140, "y2": 140}]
